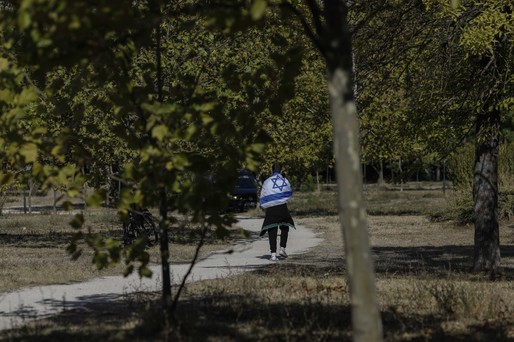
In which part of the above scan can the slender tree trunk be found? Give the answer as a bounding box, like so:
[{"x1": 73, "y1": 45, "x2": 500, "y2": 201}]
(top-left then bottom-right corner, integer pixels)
[
  {"x1": 53, "y1": 187, "x2": 57, "y2": 213},
  {"x1": 473, "y1": 109, "x2": 501, "y2": 272},
  {"x1": 159, "y1": 188, "x2": 172, "y2": 313},
  {"x1": 28, "y1": 181, "x2": 34, "y2": 214},
  {"x1": 316, "y1": 169, "x2": 320, "y2": 192},
  {"x1": 154, "y1": 4, "x2": 172, "y2": 314},
  {"x1": 398, "y1": 158, "x2": 403, "y2": 191},
  {"x1": 323, "y1": 2, "x2": 383, "y2": 341},
  {"x1": 378, "y1": 160, "x2": 385, "y2": 187},
  {"x1": 105, "y1": 165, "x2": 112, "y2": 207},
  {"x1": 442, "y1": 161, "x2": 447, "y2": 194}
]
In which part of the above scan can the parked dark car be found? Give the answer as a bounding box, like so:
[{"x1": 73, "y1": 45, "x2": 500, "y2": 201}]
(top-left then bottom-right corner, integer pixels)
[{"x1": 228, "y1": 169, "x2": 258, "y2": 212}]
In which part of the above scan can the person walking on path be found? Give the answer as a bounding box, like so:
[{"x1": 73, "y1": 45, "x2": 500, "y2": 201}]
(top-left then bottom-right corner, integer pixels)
[{"x1": 259, "y1": 163, "x2": 295, "y2": 261}]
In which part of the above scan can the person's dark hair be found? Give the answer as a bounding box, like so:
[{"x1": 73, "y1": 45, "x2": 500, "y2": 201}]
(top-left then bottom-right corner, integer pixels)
[{"x1": 272, "y1": 163, "x2": 281, "y2": 173}]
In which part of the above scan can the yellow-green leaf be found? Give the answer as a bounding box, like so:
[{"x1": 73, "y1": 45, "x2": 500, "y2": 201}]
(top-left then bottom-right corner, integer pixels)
[
  {"x1": 201, "y1": 113, "x2": 214, "y2": 125},
  {"x1": 152, "y1": 124, "x2": 169, "y2": 141},
  {"x1": 19, "y1": 143, "x2": 38, "y2": 163},
  {"x1": 0, "y1": 58, "x2": 9, "y2": 71},
  {"x1": 18, "y1": 11, "x2": 31, "y2": 29},
  {"x1": 138, "y1": 266, "x2": 153, "y2": 278},
  {"x1": 17, "y1": 88, "x2": 38, "y2": 105},
  {"x1": 51, "y1": 145, "x2": 66, "y2": 162},
  {"x1": 250, "y1": 0, "x2": 267, "y2": 20},
  {"x1": 124, "y1": 265, "x2": 135, "y2": 277}
]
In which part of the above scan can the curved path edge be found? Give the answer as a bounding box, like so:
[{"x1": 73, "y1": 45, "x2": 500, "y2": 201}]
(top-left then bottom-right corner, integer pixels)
[{"x1": 0, "y1": 216, "x2": 322, "y2": 331}]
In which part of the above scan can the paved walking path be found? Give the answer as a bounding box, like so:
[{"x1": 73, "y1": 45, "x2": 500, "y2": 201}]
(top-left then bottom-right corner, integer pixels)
[{"x1": 0, "y1": 217, "x2": 322, "y2": 331}]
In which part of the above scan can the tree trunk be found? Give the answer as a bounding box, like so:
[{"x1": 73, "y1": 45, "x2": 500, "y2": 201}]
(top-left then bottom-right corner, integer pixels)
[
  {"x1": 378, "y1": 160, "x2": 385, "y2": 187},
  {"x1": 316, "y1": 169, "x2": 321, "y2": 192},
  {"x1": 473, "y1": 109, "x2": 501, "y2": 272},
  {"x1": 159, "y1": 188, "x2": 172, "y2": 314},
  {"x1": 323, "y1": 2, "x2": 383, "y2": 341},
  {"x1": 395, "y1": 158, "x2": 401, "y2": 191},
  {"x1": 105, "y1": 165, "x2": 112, "y2": 207},
  {"x1": 28, "y1": 181, "x2": 34, "y2": 214},
  {"x1": 53, "y1": 187, "x2": 57, "y2": 213},
  {"x1": 154, "y1": 7, "x2": 172, "y2": 316}
]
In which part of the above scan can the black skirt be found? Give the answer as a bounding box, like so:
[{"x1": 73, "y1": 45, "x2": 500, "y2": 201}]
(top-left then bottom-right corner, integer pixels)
[{"x1": 260, "y1": 203, "x2": 295, "y2": 236}]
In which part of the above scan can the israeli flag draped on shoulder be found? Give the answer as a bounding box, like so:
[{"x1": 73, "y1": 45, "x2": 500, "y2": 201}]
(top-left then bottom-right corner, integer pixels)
[{"x1": 259, "y1": 172, "x2": 293, "y2": 209}]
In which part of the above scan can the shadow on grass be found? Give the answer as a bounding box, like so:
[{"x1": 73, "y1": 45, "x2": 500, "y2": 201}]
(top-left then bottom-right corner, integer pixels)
[
  {"x1": 1, "y1": 297, "x2": 352, "y2": 341},
  {"x1": 372, "y1": 245, "x2": 514, "y2": 279},
  {"x1": 0, "y1": 297, "x2": 352, "y2": 341},
  {"x1": 1, "y1": 204, "x2": 86, "y2": 214},
  {"x1": 172, "y1": 297, "x2": 353, "y2": 341},
  {"x1": 0, "y1": 232, "x2": 79, "y2": 248},
  {"x1": 0, "y1": 300, "x2": 134, "y2": 342},
  {"x1": 253, "y1": 244, "x2": 514, "y2": 281},
  {"x1": 4, "y1": 293, "x2": 514, "y2": 341},
  {"x1": 290, "y1": 208, "x2": 429, "y2": 217}
]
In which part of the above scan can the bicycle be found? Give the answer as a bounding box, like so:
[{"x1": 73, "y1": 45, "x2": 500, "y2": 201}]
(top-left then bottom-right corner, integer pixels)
[{"x1": 122, "y1": 208, "x2": 159, "y2": 246}]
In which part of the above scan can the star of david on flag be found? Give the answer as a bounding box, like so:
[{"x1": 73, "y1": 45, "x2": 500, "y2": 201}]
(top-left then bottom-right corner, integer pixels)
[
  {"x1": 271, "y1": 175, "x2": 287, "y2": 191},
  {"x1": 259, "y1": 173, "x2": 293, "y2": 209}
]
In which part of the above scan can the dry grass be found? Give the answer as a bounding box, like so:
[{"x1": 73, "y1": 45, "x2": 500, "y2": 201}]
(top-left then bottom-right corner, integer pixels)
[
  {"x1": 2, "y1": 186, "x2": 514, "y2": 341},
  {"x1": 0, "y1": 210, "x2": 122, "y2": 292},
  {"x1": 0, "y1": 207, "x2": 237, "y2": 293}
]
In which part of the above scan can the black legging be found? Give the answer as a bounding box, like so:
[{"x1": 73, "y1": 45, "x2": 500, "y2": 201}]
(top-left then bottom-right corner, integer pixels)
[{"x1": 267, "y1": 225, "x2": 289, "y2": 253}]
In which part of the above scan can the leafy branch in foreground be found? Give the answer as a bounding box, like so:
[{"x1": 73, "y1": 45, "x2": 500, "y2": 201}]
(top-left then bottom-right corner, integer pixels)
[{"x1": 0, "y1": 0, "x2": 304, "y2": 317}]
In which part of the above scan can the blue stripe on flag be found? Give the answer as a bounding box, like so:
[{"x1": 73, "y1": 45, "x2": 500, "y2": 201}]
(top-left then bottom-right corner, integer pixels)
[{"x1": 259, "y1": 191, "x2": 293, "y2": 205}]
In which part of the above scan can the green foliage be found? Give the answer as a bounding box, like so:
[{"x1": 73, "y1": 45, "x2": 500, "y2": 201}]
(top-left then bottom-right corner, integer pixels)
[
  {"x1": 353, "y1": 2, "x2": 466, "y2": 178},
  {"x1": 204, "y1": 3, "x2": 333, "y2": 181},
  {"x1": 250, "y1": 0, "x2": 268, "y2": 20},
  {"x1": 444, "y1": 191, "x2": 475, "y2": 225},
  {"x1": 448, "y1": 141, "x2": 514, "y2": 192},
  {"x1": 446, "y1": 143, "x2": 474, "y2": 192},
  {"x1": 299, "y1": 174, "x2": 317, "y2": 192},
  {"x1": 457, "y1": 1, "x2": 514, "y2": 57},
  {"x1": 1, "y1": 1, "x2": 323, "y2": 285},
  {"x1": 0, "y1": 57, "x2": 43, "y2": 183},
  {"x1": 445, "y1": 141, "x2": 514, "y2": 223},
  {"x1": 355, "y1": 0, "x2": 513, "y2": 194},
  {"x1": 423, "y1": 0, "x2": 514, "y2": 121}
]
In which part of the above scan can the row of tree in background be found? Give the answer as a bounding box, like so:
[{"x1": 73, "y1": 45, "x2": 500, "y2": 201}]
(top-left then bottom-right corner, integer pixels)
[{"x1": 2, "y1": 2, "x2": 512, "y2": 194}]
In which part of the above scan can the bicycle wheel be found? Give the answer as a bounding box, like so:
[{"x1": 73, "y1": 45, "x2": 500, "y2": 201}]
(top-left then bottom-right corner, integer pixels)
[
  {"x1": 141, "y1": 216, "x2": 159, "y2": 246},
  {"x1": 122, "y1": 221, "x2": 136, "y2": 245}
]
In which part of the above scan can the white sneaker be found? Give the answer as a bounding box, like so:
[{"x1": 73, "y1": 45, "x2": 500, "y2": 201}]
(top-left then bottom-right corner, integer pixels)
[
  {"x1": 270, "y1": 253, "x2": 277, "y2": 261},
  {"x1": 279, "y1": 247, "x2": 288, "y2": 258}
]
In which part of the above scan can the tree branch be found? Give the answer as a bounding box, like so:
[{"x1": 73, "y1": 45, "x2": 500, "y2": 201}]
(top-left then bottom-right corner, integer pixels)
[{"x1": 277, "y1": 1, "x2": 325, "y2": 57}]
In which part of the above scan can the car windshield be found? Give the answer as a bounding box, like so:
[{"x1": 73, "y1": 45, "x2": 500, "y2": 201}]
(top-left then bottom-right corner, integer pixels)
[{"x1": 236, "y1": 175, "x2": 257, "y2": 188}]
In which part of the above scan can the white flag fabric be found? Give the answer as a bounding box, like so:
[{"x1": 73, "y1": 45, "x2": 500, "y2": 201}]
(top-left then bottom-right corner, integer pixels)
[{"x1": 259, "y1": 173, "x2": 293, "y2": 209}]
